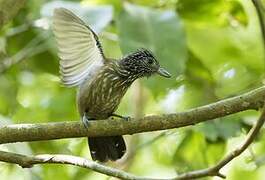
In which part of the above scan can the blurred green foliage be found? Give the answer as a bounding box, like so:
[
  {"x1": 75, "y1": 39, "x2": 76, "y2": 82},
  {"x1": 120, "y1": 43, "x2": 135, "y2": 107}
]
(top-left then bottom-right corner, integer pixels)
[{"x1": 0, "y1": 0, "x2": 264, "y2": 179}]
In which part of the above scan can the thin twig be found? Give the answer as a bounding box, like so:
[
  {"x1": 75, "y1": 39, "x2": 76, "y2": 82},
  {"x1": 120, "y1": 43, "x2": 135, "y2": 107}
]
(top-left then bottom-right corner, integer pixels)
[
  {"x1": 173, "y1": 105, "x2": 265, "y2": 179},
  {"x1": 0, "y1": 32, "x2": 50, "y2": 73},
  {"x1": 0, "y1": 151, "x2": 151, "y2": 180},
  {"x1": 172, "y1": 1, "x2": 265, "y2": 178},
  {"x1": 6, "y1": 23, "x2": 31, "y2": 37},
  {"x1": 0, "y1": 105, "x2": 264, "y2": 180},
  {"x1": 252, "y1": 0, "x2": 265, "y2": 50},
  {"x1": 0, "y1": 2, "x2": 264, "y2": 180}
]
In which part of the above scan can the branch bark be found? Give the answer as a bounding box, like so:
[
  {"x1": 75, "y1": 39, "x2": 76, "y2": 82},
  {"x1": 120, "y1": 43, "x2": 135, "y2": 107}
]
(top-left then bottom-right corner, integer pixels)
[
  {"x1": 173, "y1": 105, "x2": 265, "y2": 179},
  {"x1": 252, "y1": 0, "x2": 265, "y2": 50},
  {"x1": 0, "y1": 32, "x2": 49, "y2": 73},
  {"x1": 0, "y1": 104, "x2": 265, "y2": 180},
  {"x1": 0, "y1": 151, "x2": 146, "y2": 180},
  {"x1": 0, "y1": 86, "x2": 264, "y2": 144},
  {"x1": 1, "y1": 1, "x2": 265, "y2": 180}
]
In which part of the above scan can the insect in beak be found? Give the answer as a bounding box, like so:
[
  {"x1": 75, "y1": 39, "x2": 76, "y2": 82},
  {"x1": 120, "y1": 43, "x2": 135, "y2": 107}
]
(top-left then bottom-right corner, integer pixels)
[{"x1": 157, "y1": 67, "x2": 171, "y2": 78}]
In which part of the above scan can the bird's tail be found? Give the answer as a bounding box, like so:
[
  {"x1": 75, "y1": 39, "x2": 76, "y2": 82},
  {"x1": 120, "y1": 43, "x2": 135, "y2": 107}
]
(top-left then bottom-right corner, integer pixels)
[{"x1": 88, "y1": 136, "x2": 126, "y2": 162}]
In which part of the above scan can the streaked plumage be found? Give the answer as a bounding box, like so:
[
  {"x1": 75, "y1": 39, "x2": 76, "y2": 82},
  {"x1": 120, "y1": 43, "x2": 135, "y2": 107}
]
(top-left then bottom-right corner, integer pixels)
[{"x1": 53, "y1": 8, "x2": 171, "y2": 162}]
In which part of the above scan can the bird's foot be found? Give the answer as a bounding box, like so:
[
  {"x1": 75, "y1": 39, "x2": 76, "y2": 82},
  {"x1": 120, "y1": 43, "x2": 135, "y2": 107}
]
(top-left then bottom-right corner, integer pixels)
[
  {"x1": 122, "y1": 116, "x2": 131, "y2": 121},
  {"x1": 111, "y1": 113, "x2": 131, "y2": 121},
  {"x1": 82, "y1": 114, "x2": 95, "y2": 129}
]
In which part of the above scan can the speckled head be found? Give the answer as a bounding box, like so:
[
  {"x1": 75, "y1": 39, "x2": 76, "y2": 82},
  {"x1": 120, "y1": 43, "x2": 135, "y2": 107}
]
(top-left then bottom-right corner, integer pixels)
[{"x1": 119, "y1": 49, "x2": 171, "y2": 78}]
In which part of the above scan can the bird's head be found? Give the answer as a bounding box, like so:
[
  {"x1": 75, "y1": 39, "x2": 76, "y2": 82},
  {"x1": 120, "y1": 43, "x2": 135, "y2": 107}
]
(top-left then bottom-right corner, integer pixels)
[{"x1": 119, "y1": 49, "x2": 171, "y2": 79}]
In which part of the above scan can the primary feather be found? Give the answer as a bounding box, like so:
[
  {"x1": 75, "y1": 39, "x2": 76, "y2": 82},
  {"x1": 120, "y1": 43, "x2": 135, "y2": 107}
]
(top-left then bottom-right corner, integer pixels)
[{"x1": 53, "y1": 8, "x2": 105, "y2": 87}]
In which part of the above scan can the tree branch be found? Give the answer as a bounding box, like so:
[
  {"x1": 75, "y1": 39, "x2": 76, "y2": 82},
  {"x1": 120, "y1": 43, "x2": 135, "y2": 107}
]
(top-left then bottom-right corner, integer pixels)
[
  {"x1": 252, "y1": 0, "x2": 265, "y2": 50},
  {"x1": 1, "y1": 104, "x2": 265, "y2": 180},
  {"x1": 173, "y1": 104, "x2": 265, "y2": 179},
  {"x1": 0, "y1": 32, "x2": 49, "y2": 73},
  {"x1": 0, "y1": 151, "x2": 150, "y2": 180},
  {"x1": 0, "y1": 1, "x2": 264, "y2": 180},
  {"x1": 172, "y1": 1, "x2": 265, "y2": 178},
  {"x1": 0, "y1": 86, "x2": 264, "y2": 144}
]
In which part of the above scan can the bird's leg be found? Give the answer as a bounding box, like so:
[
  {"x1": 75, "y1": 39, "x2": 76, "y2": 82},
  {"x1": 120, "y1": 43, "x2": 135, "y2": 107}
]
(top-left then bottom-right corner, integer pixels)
[
  {"x1": 82, "y1": 112, "x2": 95, "y2": 129},
  {"x1": 111, "y1": 113, "x2": 131, "y2": 121}
]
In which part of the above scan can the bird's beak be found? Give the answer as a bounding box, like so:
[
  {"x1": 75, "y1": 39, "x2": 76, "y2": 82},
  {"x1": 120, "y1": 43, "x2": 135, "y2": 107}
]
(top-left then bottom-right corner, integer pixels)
[{"x1": 157, "y1": 67, "x2": 171, "y2": 78}]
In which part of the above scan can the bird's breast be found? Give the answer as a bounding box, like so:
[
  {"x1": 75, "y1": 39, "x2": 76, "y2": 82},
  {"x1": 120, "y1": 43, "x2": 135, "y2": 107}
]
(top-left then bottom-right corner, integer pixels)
[{"x1": 77, "y1": 66, "x2": 132, "y2": 119}]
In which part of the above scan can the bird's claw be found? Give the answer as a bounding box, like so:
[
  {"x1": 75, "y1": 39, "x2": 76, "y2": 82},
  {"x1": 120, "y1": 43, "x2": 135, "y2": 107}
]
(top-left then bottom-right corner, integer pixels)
[
  {"x1": 82, "y1": 115, "x2": 90, "y2": 129},
  {"x1": 122, "y1": 116, "x2": 131, "y2": 121},
  {"x1": 111, "y1": 113, "x2": 131, "y2": 121}
]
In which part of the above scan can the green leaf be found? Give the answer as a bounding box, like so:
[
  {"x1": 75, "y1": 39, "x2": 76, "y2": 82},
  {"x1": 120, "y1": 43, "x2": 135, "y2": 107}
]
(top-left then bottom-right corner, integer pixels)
[
  {"x1": 184, "y1": 0, "x2": 264, "y2": 97},
  {"x1": 173, "y1": 131, "x2": 225, "y2": 172},
  {"x1": 117, "y1": 3, "x2": 187, "y2": 96},
  {"x1": 177, "y1": 0, "x2": 248, "y2": 26},
  {"x1": 196, "y1": 116, "x2": 242, "y2": 141}
]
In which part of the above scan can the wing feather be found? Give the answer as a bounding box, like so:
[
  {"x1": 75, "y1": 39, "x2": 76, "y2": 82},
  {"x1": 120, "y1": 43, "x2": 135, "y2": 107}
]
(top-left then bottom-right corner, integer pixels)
[{"x1": 53, "y1": 8, "x2": 105, "y2": 87}]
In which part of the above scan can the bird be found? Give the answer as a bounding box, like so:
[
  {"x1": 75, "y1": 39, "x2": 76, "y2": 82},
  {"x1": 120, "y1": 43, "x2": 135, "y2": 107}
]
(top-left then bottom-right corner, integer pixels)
[{"x1": 52, "y1": 8, "x2": 171, "y2": 162}]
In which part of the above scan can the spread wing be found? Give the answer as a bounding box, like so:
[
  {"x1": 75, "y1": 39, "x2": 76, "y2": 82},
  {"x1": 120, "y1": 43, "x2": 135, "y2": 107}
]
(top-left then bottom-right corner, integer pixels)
[{"x1": 53, "y1": 8, "x2": 105, "y2": 87}]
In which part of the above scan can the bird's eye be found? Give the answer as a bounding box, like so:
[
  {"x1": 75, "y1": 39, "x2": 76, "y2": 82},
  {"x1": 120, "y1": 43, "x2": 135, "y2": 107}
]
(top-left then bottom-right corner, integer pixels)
[{"x1": 147, "y1": 59, "x2": 153, "y2": 64}]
